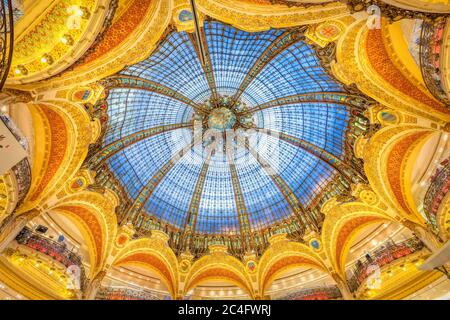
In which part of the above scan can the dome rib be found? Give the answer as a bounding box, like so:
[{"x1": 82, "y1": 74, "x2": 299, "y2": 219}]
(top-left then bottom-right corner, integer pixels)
[
  {"x1": 226, "y1": 149, "x2": 251, "y2": 244},
  {"x1": 128, "y1": 139, "x2": 198, "y2": 225},
  {"x1": 105, "y1": 75, "x2": 208, "y2": 114},
  {"x1": 240, "y1": 42, "x2": 343, "y2": 106},
  {"x1": 184, "y1": 149, "x2": 214, "y2": 233},
  {"x1": 187, "y1": 32, "x2": 220, "y2": 103},
  {"x1": 88, "y1": 123, "x2": 192, "y2": 170},
  {"x1": 121, "y1": 30, "x2": 212, "y2": 103},
  {"x1": 232, "y1": 29, "x2": 305, "y2": 103},
  {"x1": 247, "y1": 92, "x2": 366, "y2": 113},
  {"x1": 254, "y1": 128, "x2": 363, "y2": 183},
  {"x1": 237, "y1": 139, "x2": 314, "y2": 232}
]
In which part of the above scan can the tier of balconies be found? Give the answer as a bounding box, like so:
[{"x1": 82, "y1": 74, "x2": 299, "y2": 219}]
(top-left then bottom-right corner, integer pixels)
[
  {"x1": 14, "y1": 227, "x2": 87, "y2": 292},
  {"x1": 347, "y1": 237, "x2": 427, "y2": 297},
  {"x1": 424, "y1": 158, "x2": 450, "y2": 233},
  {"x1": 96, "y1": 287, "x2": 161, "y2": 300},
  {"x1": 276, "y1": 285, "x2": 342, "y2": 300}
]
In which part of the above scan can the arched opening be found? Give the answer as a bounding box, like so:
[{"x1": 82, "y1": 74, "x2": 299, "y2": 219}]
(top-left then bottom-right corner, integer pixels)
[
  {"x1": 185, "y1": 278, "x2": 252, "y2": 300},
  {"x1": 184, "y1": 265, "x2": 254, "y2": 299},
  {"x1": 266, "y1": 266, "x2": 338, "y2": 300},
  {"x1": 342, "y1": 221, "x2": 430, "y2": 299},
  {"x1": 113, "y1": 252, "x2": 177, "y2": 299},
  {"x1": 103, "y1": 263, "x2": 171, "y2": 300}
]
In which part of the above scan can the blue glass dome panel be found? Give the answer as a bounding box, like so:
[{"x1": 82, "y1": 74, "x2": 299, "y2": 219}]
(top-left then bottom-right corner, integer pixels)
[
  {"x1": 196, "y1": 152, "x2": 239, "y2": 234},
  {"x1": 204, "y1": 21, "x2": 284, "y2": 96},
  {"x1": 257, "y1": 102, "x2": 350, "y2": 158},
  {"x1": 231, "y1": 146, "x2": 293, "y2": 231},
  {"x1": 107, "y1": 129, "x2": 192, "y2": 198},
  {"x1": 105, "y1": 88, "x2": 193, "y2": 145},
  {"x1": 256, "y1": 133, "x2": 335, "y2": 205},
  {"x1": 100, "y1": 21, "x2": 355, "y2": 237},
  {"x1": 242, "y1": 42, "x2": 343, "y2": 106},
  {"x1": 143, "y1": 145, "x2": 204, "y2": 229},
  {"x1": 120, "y1": 31, "x2": 212, "y2": 103}
]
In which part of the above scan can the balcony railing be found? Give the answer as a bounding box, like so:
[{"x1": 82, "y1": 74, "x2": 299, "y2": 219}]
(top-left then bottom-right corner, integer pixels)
[
  {"x1": 1, "y1": 115, "x2": 31, "y2": 208},
  {"x1": 15, "y1": 227, "x2": 87, "y2": 291},
  {"x1": 0, "y1": 0, "x2": 13, "y2": 90},
  {"x1": 276, "y1": 285, "x2": 342, "y2": 300},
  {"x1": 96, "y1": 287, "x2": 161, "y2": 300},
  {"x1": 347, "y1": 237, "x2": 424, "y2": 293},
  {"x1": 419, "y1": 19, "x2": 450, "y2": 105},
  {"x1": 424, "y1": 158, "x2": 450, "y2": 232}
]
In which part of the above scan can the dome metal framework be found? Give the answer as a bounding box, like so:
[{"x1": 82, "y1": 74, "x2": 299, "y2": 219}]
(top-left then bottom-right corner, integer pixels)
[{"x1": 88, "y1": 20, "x2": 371, "y2": 258}]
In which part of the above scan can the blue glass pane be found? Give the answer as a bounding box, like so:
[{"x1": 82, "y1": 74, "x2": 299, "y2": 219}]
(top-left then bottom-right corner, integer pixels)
[
  {"x1": 257, "y1": 134, "x2": 335, "y2": 205},
  {"x1": 143, "y1": 144, "x2": 204, "y2": 229},
  {"x1": 242, "y1": 42, "x2": 343, "y2": 106},
  {"x1": 196, "y1": 152, "x2": 239, "y2": 234},
  {"x1": 231, "y1": 146, "x2": 293, "y2": 231},
  {"x1": 256, "y1": 102, "x2": 349, "y2": 157},
  {"x1": 107, "y1": 129, "x2": 192, "y2": 199},
  {"x1": 121, "y1": 32, "x2": 211, "y2": 103},
  {"x1": 205, "y1": 21, "x2": 284, "y2": 96},
  {"x1": 105, "y1": 88, "x2": 193, "y2": 145}
]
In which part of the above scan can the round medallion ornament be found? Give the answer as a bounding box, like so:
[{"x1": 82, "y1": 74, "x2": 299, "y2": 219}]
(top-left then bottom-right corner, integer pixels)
[
  {"x1": 377, "y1": 110, "x2": 399, "y2": 125},
  {"x1": 208, "y1": 107, "x2": 237, "y2": 131},
  {"x1": 247, "y1": 260, "x2": 257, "y2": 273},
  {"x1": 309, "y1": 238, "x2": 322, "y2": 252},
  {"x1": 180, "y1": 259, "x2": 191, "y2": 272},
  {"x1": 179, "y1": 10, "x2": 193, "y2": 22},
  {"x1": 359, "y1": 189, "x2": 378, "y2": 205},
  {"x1": 315, "y1": 21, "x2": 345, "y2": 42},
  {"x1": 71, "y1": 87, "x2": 94, "y2": 102},
  {"x1": 116, "y1": 234, "x2": 129, "y2": 247},
  {"x1": 69, "y1": 177, "x2": 87, "y2": 192}
]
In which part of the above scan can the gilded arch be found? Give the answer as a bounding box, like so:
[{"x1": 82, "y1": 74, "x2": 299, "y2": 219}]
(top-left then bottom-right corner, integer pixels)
[
  {"x1": 16, "y1": 0, "x2": 173, "y2": 92},
  {"x1": 257, "y1": 237, "x2": 328, "y2": 295},
  {"x1": 334, "y1": 18, "x2": 449, "y2": 123},
  {"x1": 183, "y1": 248, "x2": 254, "y2": 298},
  {"x1": 48, "y1": 189, "x2": 118, "y2": 277},
  {"x1": 17, "y1": 100, "x2": 96, "y2": 214},
  {"x1": 321, "y1": 201, "x2": 396, "y2": 278},
  {"x1": 112, "y1": 236, "x2": 179, "y2": 299},
  {"x1": 362, "y1": 125, "x2": 437, "y2": 224},
  {"x1": 194, "y1": 0, "x2": 349, "y2": 32},
  {"x1": 7, "y1": 0, "x2": 113, "y2": 85}
]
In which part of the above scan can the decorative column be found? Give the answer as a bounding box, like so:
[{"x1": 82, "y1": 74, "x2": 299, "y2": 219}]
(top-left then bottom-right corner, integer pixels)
[
  {"x1": 243, "y1": 251, "x2": 259, "y2": 300},
  {"x1": 84, "y1": 223, "x2": 135, "y2": 300},
  {"x1": 178, "y1": 250, "x2": 194, "y2": 300},
  {"x1": 402, "y1": 220, "x2": 442, "y2": 253},
  {"x1": 84, "y1": 270, "x2": 107, "y2": 300},
  {"x1": 0, "y1": 209, "x2": 40, "y2": 253},
  {"x1": 331, "y1": 272, "x2": 354, "y2": 300}
]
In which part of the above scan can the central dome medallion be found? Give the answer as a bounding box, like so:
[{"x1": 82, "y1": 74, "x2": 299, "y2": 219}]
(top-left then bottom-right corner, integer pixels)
[
  {"x1": 97, "y1": 20, "x2": 363, "y2": 256},
  {"x1": 208, "y1": 107, "x2": 236, "y2": 131}
]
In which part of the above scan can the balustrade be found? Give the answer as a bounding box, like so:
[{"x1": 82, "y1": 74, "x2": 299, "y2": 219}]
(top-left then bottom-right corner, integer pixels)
[
  {"x1": 276, "y1": 285, "x2": 342, "y2": 300},
  {"x1": 15, "y1": 227, "x2": 87, "y2": 291},
  {"x1": 347, "y1": 237, "x2": 424, "y2": 292},
  {"x1": 96, "y1": 287, "x2": 160, "y2": 300},
  {"x1": 0, "y1": 0, "x2": 13, "y2": 90},
  {"x1": 424, "y1": 158, "x2": 450, "y2": 232}
]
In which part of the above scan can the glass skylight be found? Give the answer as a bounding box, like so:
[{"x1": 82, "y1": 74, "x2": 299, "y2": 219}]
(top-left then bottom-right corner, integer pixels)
[{"x1": 102, "y1": 20, "x2": 351, "y2": 237}]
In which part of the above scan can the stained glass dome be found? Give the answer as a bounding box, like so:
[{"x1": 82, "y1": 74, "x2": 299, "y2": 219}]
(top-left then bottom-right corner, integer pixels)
[{"x1": 91, "y1": 20, "x2": 368, "y2": 256}]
